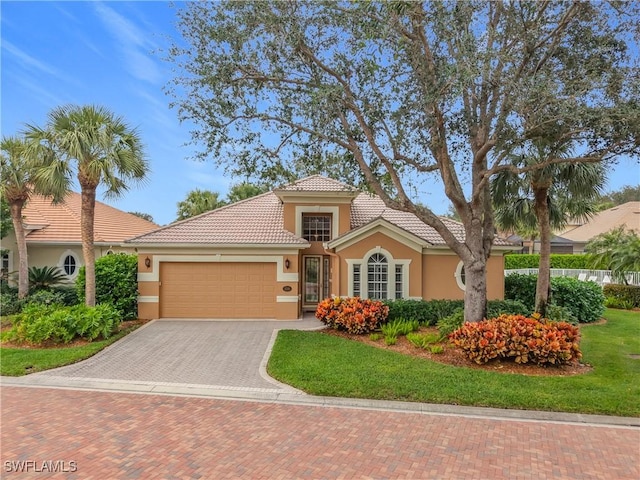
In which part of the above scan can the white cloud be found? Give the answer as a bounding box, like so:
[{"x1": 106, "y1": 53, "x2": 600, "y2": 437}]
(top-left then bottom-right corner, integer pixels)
[
  {"x1": 2, "y1": 40, "x2": 60, "y2": 76},
  {"x1": 92, "y1": 2, "x2": 162, "y2": 84}
]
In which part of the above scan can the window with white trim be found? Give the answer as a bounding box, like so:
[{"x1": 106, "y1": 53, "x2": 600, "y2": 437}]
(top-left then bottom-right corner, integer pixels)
[
  {"x1": 58, "y1": 250, "x2": 80, "y2": 279},
  {"x1": 63, "y1": 255, "x2": 77, "y2": 276},
  {"x1": 302, "y1": 214, "x2": 332, "y2": 241},
  {"x1": 349, "y1": 249, "x2": 409, "y2": 300},
  {"x1": 353, "y1": 264, "x2": 361, "y2": 297},
  {"x1": 395, "y1": 264, "x2": 404, "y2": 299},
  {"x1": 1, "y1": 252, "x2": 10, "y2": 278},
  {"x1": 455, "y1": 261, "x2": 466, "y2": 291},
  {"x1": 367, "y1": 253, "x2": 388, "y2": 300}
]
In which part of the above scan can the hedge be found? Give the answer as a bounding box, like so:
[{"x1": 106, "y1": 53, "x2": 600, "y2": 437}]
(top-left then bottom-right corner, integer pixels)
[
  {"x1": 603, "y1": 284, "x2": 640, "y2": 308},
  {"x1": 504, "y1": 274, "x2": 605, "y2": 323},
  {"x1": 76, "y1": 253, "x2": 138, "y2": 320},
  {"x1": 505, "y1": 254, "x2": 591, "y2": 270}
]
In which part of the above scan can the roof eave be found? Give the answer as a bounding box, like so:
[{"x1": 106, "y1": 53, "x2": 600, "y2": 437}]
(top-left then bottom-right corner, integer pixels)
[{"x1": 123, "y1": 242, "x2": 310, "y2": 249}]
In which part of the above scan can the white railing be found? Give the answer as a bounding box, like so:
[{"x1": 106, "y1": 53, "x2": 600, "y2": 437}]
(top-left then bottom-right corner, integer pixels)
[{"x1": 504, "y1": 268, "x2": 640, "y2": 286}]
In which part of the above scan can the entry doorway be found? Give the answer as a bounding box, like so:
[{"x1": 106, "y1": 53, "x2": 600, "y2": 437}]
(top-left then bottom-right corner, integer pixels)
[{"x1": 302, "y1": 255, "x2": 331, "y2": 311}]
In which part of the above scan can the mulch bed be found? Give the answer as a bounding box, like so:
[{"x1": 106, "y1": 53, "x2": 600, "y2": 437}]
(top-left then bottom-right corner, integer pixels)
[{"x1": 321, "y1": 325, "x2": 593, "y2": 377}]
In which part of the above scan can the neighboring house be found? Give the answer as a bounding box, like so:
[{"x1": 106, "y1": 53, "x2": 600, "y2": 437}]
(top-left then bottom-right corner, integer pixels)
[
  {"x1": 559, "y1": 201, "x2": 640, "y2": 253},
  {"x1": 0, "y1": 192, "x2": 158, "y2": 283},
  {"x1": 128, "y1": 176, "x2": 515, "y2": 320},
  {"x1": 506, "y1": 234, "x2": 574, "y2": 254}
]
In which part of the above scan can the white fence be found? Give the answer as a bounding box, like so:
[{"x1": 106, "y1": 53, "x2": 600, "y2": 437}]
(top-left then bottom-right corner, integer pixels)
[{"x1": 504, "y1": 268, "x2": 640, "y2": 286}]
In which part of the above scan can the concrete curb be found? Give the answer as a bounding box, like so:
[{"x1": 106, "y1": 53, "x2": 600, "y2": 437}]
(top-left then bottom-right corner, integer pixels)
[{"x1": 2, "y1": 375, "x2": 638, "y2": 429}]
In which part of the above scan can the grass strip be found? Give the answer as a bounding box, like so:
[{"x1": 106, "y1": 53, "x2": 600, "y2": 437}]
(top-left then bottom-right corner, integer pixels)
[{"x1": 268, "y1": 308, "x2": 639, "y2": 416}]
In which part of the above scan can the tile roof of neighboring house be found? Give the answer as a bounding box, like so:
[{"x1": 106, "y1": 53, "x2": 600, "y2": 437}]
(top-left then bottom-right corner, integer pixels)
[
  {"x1": 129, "y1": 175, "x2": 511, "y2": 247},
  {"x1": 127, "y1": 192, "x2": 309, "y2": 245},
  {"x1": 561, "y1": 201, "x2": 640, "y2": 243},
  {"x1": 23, "y1": 192, "x2": 159, "y2": 244}
]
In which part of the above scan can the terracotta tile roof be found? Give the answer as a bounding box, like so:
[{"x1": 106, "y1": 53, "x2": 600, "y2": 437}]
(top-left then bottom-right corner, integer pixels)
[
  {"x1": 127, "y1": 192, "x2": 309, "y2": 245},
  {"x1": 129, "y1": 176, "x2": 511, "y2": 248},
  {"x1": 561, "y1": 201, "x2": 640, "y2": 243},
  {"x1": 23, "y1": 192, "x2": 159, "y2": 244},
  {"x1": 276, "y1": 175, "x2": 358, "y2": 192},
  {"x1": 350, "y1": 193, "x2": 511, "y2": 246}
]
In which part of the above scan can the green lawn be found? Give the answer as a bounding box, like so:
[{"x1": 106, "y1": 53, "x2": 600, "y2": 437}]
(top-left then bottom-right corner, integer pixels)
[
  {"x1": 0, "y1": 327, "x2": 139, "y2": 376},
  {"x1": 268, "y1": 308, "x2": 640, "y2": 416}
]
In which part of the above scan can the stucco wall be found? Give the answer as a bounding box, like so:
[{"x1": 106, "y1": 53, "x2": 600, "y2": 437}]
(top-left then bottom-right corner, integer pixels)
[
  {"x1": 422, "y1": 253, "x2": 505, "y2": 300},
  {"x1": 336, "y1": 231, "x2": 423, "y2": 298}
]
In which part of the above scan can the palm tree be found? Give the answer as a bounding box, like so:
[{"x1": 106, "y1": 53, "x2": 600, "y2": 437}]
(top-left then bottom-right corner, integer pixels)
[
  {"x1": 25, "y1": 105, "x2": 148, "y2": 307},
  {"x1": 586, "y1": 227, "x2": 640, "y2": 284},
  {"x1": 175, "y1": 189, "x2": 226, "y2": 221},
  {"x1": 0, "y1": 136, "x2": 36, "y2": 298},
  {"x1": 492, "y1": 141, "x2": 606, "y2": 315}
]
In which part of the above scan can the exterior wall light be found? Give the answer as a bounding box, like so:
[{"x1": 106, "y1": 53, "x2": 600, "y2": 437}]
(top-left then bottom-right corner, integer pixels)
[
  {"x1": 285, "y1": 259, "x2": 291, "y2": 269},
  {"x1": 144, "y1": 257, "x2": 151, "y2": 268}
]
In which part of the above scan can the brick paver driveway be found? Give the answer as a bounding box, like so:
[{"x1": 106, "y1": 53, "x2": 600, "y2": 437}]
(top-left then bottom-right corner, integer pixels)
[
  {"x1": 29, "y1": 318, "x2": 319, "y2": 392},
  {"x1": 2, "y1": 386, "x2": 639, "y2": 479}
]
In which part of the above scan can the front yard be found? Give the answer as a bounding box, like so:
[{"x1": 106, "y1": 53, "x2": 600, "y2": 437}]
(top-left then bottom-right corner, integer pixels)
[{"x1": 268, "y1": 308, "x2": 640, "y2": 417}]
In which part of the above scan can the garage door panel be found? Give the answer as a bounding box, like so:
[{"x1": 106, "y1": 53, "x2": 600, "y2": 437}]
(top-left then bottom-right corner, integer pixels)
[{"x1": 160, "y1": 262, "x2": 277, "y2": 318}]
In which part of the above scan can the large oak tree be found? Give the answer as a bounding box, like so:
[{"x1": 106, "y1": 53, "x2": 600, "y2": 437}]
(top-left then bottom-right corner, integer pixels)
[{"x1": 167, "y1": 1, "x2": 640, "y2": 321}]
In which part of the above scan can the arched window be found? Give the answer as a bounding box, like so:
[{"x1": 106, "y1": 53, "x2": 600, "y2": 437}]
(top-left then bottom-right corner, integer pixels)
[
  {"x1": 58, "y1": 250, "x2": 80, "y2": 278},
  {"x1": 455, "y1": 261, "x2": 466, "y2": 291},
  {"x1": 63, "y1": 255, "x2": 77, "y2": 276},
  {"x1": 367, "y1": 253, "x2": 388, "y2": 300}
]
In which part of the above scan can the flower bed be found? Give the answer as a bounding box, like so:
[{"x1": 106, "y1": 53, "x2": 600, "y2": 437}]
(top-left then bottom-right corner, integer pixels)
[{"x1": 315, "y1": 296, "x2": 389, "y2": 334}]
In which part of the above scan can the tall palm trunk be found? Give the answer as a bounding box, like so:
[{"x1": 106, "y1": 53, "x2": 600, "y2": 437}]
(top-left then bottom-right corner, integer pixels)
[
  {"x1": 533, "y1": 184, "x2": 552, "y2": 316},
  {"x1": 9, "y1": 200, "x2": 29, "y2": 298},
  {"x1": 80, "y1": 182, "x2": 97, "y2": 307}
]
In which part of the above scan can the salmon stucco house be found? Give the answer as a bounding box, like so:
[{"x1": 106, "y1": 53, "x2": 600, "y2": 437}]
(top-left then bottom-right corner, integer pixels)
[
  {"x1": 1, "y1": 192, "x2": 158, "y2": 283},
  {"x1": 128, "y1": 176, "x2": 513, "y2": 320}
]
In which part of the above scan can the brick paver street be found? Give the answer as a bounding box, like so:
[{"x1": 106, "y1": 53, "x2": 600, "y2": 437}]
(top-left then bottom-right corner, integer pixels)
[{"x1": 2, "y1": 386, "x2": 638, "y2": 479}]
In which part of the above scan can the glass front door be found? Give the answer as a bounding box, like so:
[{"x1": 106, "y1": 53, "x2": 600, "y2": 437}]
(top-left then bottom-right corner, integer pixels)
[{"x1": 302, "y1": 256, "x2": 322, "y2": 307}]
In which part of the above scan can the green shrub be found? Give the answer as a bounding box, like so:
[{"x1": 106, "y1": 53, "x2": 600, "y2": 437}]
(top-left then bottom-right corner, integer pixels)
[
  {"x1": 486, "y1": 300, "x2": 530, "y2": 318},
  {"x1": 406, "y1": 332, "x2": 440, "y2": 349},
  {"x1": 449, "y1": 314, "x2": 582, "y2": 365},
  {"x1": 76, "y1": 253, "x2": 138, "y2": 320},
  {"x1": 545, "y1": 304, "x2": 578, "y2": 325},
  {"x1": 430, "y1": 345, "x2": 444, "y2": 354},
  {"x1": 504, "y1": 274, "x2": 538, "y2": 310},
  {"x1": 1, "y1": 292, "x2": 24, "y2": 316},
  {"x1": 369, "y1": 333, "x2": 382, "y2": 341},
  {"x1": 505, "y1": 274, "x2": 605, "y2": 323},
  {"x1": 385, "y1": 299, "x2": 465, "y2": 326},
  {"x1": 28, "y1": 266, "x2": 68, "y2": 292},
  {"x1": 551, "y1": 276, "x2": 605, "y2": 323},
  {"x1": 603, "y1": 284, "x2": 640, "y2": 308},
  {"x1": 51, "y1": 287, "x2": 79, "y2": 306},
  {"x1": 26, "y1": 289, "x2": 68, "y2": 307},
  {"x1": 5, "y1": 303, "x2": 120, "y2": 345},
  {"x1": 505, "y1": 254, "x2": 592, "y2": 269},
  {"x1": 316, "y1": 296, "x2": 388, "y2": 334},
  {"x1": 604, "y1": 296, "x2": 635, "y2": 310},
  {"x1": 384, "y1": 335, "x2": 397, "y2": 345},
  {"x1": 436, "y1": 308, "x2": 465, "y2": 338}
]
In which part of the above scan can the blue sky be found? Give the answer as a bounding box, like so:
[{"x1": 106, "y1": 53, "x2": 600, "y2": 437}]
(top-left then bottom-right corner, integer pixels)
[{"x1": 1, "y1": 1, "x2": 638, "y2": 226}]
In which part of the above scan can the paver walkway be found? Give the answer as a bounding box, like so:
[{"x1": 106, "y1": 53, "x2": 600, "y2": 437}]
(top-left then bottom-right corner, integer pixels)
[{"x1": 2, "y1": 386, "x2": 639, "y2": 479}]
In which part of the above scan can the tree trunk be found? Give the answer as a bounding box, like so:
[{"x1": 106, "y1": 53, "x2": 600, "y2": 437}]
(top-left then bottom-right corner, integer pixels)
[
  {"x1": 463, "y1": 259, "x2": 488, "y2": 323},
  {"x1": 80, "y1": 183, "x2": 97, "y2": 307},
  {"x1": 533, "y1": 186, "x2": 552, "y2": 316},
  {"x1": 9, "y1": 200, "x2": 28, "y2": 299}
]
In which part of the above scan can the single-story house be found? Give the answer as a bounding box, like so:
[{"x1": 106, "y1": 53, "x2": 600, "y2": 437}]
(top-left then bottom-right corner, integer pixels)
[
  {"x1": 558, "y1": 201, "x2": 640, "y2": 253},
  {"x1": 128, "y1": 176, "x2": 514, "y2": 320},
  {"x1": 0, "y1": 192, "x2": 158, "y2": 283}
]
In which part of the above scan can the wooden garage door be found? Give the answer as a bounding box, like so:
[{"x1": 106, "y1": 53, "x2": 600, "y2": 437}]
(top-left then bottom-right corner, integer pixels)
[{"x1": 160, "y1": 262, "x2": 277, "y2": 318}]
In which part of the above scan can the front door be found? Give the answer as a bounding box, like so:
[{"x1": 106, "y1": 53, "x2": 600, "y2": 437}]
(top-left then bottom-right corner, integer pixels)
[{"x1": 303, "y1": 255, "x2": 330, "y2": 310}]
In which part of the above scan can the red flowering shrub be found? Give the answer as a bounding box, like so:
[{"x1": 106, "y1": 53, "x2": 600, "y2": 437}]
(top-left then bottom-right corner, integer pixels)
[
  {"x1": 315, "y1": 296, "x2": 389, "y2": 334},
  {"x1": 449, "y1": 314, "x2": 582, "y2": 366}
]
